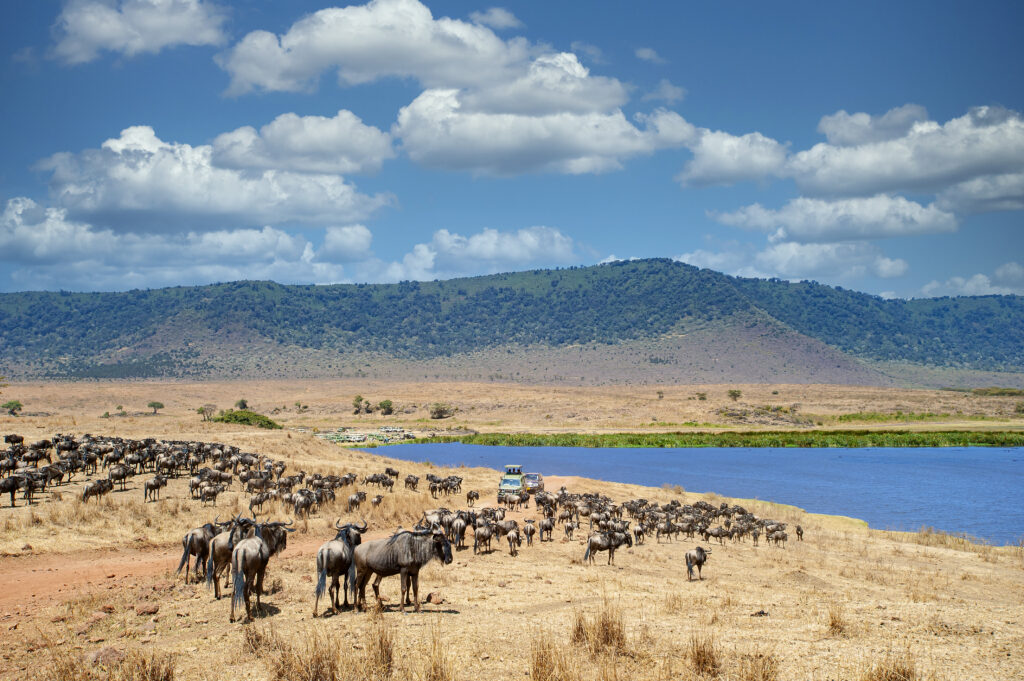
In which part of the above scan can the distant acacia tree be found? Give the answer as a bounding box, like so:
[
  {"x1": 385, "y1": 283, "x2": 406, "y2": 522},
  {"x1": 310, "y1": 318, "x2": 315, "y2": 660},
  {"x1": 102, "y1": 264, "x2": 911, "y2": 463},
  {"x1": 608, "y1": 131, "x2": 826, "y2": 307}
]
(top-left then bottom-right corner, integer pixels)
[
  {"x1": 148, "y1": 401, "x2": 164, "y2": 415},
  {"x1": 727, "y1": 389, "x2": 742, "y2": 402},
  {"x1": 430, "y1": 403, "x2": 456, "y2": 419},
  {"x1": 198, "y1": 404, "x2": 217, "y2": 421},
  {"x1": 3, "y1": 400, "x2": 23, "y2": 417},
  {"x1": 235, "y1": 399, "x2": 249, "y2": 410},
  {"x1": 353, "y1": 395, "x2": 364, "y2": 414},
  {"x1": 378, "y1": 399, "x2": 394, "y2": 415}
]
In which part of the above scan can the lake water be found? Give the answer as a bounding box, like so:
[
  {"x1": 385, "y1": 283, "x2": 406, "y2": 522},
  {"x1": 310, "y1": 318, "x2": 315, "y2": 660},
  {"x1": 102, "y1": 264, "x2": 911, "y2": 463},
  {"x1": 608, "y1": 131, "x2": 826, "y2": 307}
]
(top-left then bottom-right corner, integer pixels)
[{"x1": 383, "y1": 443, "x2": 1024, "y2": 545}]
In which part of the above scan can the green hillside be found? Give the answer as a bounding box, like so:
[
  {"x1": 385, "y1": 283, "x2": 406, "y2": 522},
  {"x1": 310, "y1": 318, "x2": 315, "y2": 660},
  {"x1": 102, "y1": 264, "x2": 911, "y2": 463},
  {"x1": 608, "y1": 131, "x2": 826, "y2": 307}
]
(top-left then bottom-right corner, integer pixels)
[{"x1": 1, "y1": 259, "x2": 1022, "y2": 379}]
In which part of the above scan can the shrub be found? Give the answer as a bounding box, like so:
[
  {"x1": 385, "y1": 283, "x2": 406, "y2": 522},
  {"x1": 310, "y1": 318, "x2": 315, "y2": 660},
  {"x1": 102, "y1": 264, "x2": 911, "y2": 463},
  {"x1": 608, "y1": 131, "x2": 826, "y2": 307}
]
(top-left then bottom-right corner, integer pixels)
[
  {"x1": 378, "y1": 399, "x2": 394, "y2": 415},
  {"x1": 827, "y1": 602, "x2": 848, "y2": 636},
  {"x1": 2, "y1": 400, "x2": 23, "y2": 416},
  {"x1": 728, "y1": 389, "x2": 743, "y2": 401},
  {"x1": 696, "y1": 392, "x2": 707, "y2": 401},
  {"x1": 147, "y1": 401, "x2": 164, "y2": 415},
  {"x1": 212, "y1": 409, "x2": 282, "y2": 429},
  {"x1": 235, "y1": 399, "x2": 249, "y2": 409},
  {"x1": 429, "y1": 403, "x2": 456, "y2": 419},
  {"x1": 687, "y1": 631, "x2": 719, "y2": 675}
]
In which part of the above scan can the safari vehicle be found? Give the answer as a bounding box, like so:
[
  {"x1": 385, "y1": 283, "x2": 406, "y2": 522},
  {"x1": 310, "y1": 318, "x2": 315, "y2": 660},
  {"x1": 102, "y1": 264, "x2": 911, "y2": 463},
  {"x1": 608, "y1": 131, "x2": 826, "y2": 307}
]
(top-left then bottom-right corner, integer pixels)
[
  {"x1": 498, "y1": 464, "x2": 524, "y2": 495},
  {"x1": 524, "y1": 472, "x2": 545, "y2": 493}
]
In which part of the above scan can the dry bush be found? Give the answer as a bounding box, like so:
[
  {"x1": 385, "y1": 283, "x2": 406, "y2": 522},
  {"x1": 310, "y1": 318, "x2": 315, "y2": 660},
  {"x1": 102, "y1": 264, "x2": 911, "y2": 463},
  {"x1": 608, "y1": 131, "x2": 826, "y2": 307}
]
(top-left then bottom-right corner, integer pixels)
[
  {"x1": 530, "y1": 631, "x2": 581, "y2": 681},
  {"x1": 37, "y1": 646, "x2": 175, "y2": 681},
  {"x1": 570, "y1": 597, "x2": 627, "y2": 654},
  {"x1": 859, "y1": 652, "x2": 924, "y2": 681},
  {"x1": 687, "y1": 631, "x2": 719, "y2": 676},
  {"x1": 738, "y1": 649, "x2": 779, "y2": 681},
  {"x1": 827, "y1": 602, "x2": 848, "y2": 636},
  {"x1": 366, "y1": 607, "x2": 395, "y2": 680},
  {"x1": 422, "y1": 620, "x2": 455, "y2": 681}
]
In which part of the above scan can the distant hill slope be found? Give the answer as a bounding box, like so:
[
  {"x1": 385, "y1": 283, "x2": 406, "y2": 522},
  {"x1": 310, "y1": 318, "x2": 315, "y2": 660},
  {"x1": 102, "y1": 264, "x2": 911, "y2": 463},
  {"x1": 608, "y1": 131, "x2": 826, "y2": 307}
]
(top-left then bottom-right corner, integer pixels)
[{"x1": 1, "y1": 259, "x2": 1022, "y2": 382}]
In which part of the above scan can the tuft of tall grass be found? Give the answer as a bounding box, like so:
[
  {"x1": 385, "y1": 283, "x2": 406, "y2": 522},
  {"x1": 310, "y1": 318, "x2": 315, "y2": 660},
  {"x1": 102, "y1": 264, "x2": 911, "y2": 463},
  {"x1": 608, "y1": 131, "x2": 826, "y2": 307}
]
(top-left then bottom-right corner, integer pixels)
[
  {"x1": 828, "y1": 602, "x2": 849, "y2": 637},
  {"x1": 859, "y1": 652, "x2": 924, "y2": 681},
  {"x1": 570, "y1": 597, "x2": 627, "y2": 654},
  {"x1": 422, "y1": 620, "x2": 455, "y2": 681},
  {"x1": 37, "y1": 646, "x2": 175, "y2": 681},
  {"x1": 687, "y1": 631, "x2": 719, "y2": 676},
  {"x1": 366, "y1": 607, "x2": 395, "y2": 680},
  {"x1": 738, "y1": 648, "x2": 780, "y2": 681}
]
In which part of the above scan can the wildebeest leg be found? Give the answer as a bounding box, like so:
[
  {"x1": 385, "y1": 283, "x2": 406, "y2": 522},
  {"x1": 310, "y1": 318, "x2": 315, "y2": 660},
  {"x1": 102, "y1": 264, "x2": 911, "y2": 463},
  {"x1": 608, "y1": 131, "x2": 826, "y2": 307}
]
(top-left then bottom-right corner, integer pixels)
[
  {"x1": 411, "y1": 572, "x2": 421, "y2": 613},
  {"x1": 398, "y1": 568, "x2": 409, "y2": 613},
  {"x1": 255, "y1": 566, "x2": 266, "y2": 615},
  {"x1": 372, "y1": 573, "x2": 385, "y2": 610},
  {"x1": 608, "y1": 548, "x2": 614, "y2": 565}
]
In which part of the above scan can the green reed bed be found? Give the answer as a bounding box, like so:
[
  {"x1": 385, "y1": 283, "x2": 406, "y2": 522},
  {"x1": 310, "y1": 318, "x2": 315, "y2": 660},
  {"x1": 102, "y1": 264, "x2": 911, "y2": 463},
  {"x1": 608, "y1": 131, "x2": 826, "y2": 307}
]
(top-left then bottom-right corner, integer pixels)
[{"x1": 411, "y1": 430, "x2": 1024, "y2": 448}]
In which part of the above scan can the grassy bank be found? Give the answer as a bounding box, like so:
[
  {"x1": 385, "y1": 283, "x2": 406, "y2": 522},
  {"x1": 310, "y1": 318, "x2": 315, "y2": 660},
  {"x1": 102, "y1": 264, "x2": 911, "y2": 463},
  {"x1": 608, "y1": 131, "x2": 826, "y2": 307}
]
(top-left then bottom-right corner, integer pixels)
[{"x1": 415, "y1": 429, "x2": 1024, "y2": 448}]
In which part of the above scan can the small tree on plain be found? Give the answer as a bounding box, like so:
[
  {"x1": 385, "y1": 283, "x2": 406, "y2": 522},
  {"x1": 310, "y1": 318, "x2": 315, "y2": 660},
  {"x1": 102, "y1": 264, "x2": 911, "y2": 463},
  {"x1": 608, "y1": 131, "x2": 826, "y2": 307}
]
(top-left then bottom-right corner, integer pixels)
[
  {"x1": 378, "y1": 399, "x2": 394, "y2": 415},
  {"x1": 429, "y1": 403, "x2": 456, "y2": 419},
  {"x1": 696, "y1": 392, "x2": 707, "y2": 401},
  {"x1": 148, "y1": 401, "x2": 164, "y2": 415},
  {"x1": 198, "y1": 404, "x2": 217, "y2": 421},
  {"x1": 235, "y1": 399, "x2": 249, "y2": 410},
  {"x1": 727, "y1": 389, "x2": 742, "y2": 402},
  {"x1": 353, "y1": 395, "x2": 365, "y2": 414},
  {"x1": 2, "y1": 400, "x2": 23, "y2": 417}
]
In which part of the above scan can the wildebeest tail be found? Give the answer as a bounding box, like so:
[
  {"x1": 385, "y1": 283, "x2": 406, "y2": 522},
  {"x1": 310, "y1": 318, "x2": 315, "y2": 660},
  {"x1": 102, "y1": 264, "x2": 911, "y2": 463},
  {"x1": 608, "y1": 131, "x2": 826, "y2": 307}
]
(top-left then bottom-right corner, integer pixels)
[
  {"x1": 231, "y1": 562, "x2": 245, "y2": 612},
  {"x1": 315, "y1": 561, "x2": 327, "y2": 601},
  {"x1": 346, "y1": 561, "x2": 357, "y2": 602},
  {"x1": 205, "y1": 551, "x2": 216, "y2": 588},
  {"x1": 175, "y1": 535, "x2": 191, "y2": 574}
]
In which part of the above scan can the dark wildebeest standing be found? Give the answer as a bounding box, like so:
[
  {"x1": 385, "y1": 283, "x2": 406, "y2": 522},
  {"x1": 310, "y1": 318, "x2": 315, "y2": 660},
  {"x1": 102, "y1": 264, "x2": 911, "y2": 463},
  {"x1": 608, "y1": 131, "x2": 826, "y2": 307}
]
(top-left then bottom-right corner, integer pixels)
[
  {"x1": 354, "y1": 525, "x2": 453, "y2": 613},
  {"x1": 686, "y1": 546, "x2": 711, "y2": 581},
  {"x1": 229, "y1": 521, "x2": 295, "y2": 622},
  {"x1": 177, "y1": 520, "x2": 217, "y2": 584},
  {"x1": 583, "y1": 531, "x2": 632, "y2": 565},
  {"x1": 314, "y1": 520, "x2": 368, "y2": 616}
]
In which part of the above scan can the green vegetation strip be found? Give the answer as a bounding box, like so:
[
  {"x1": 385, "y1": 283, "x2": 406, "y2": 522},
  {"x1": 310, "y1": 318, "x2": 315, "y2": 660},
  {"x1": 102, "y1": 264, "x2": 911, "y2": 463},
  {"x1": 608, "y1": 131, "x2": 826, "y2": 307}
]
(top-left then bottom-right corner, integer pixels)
[
  {"x1": 211, "y1": 409, "x2": 282, "y2": 429},
  {"x1": 414, "y1": 430, "x2": 1024, "y2": 448}
]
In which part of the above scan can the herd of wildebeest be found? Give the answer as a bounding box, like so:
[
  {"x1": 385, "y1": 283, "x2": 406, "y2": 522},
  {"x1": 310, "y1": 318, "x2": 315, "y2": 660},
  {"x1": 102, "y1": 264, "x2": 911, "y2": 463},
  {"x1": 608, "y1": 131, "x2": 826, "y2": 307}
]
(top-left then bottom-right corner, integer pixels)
[{"x1": 2, "y1": 432, "x2": 802, "y2": 623}]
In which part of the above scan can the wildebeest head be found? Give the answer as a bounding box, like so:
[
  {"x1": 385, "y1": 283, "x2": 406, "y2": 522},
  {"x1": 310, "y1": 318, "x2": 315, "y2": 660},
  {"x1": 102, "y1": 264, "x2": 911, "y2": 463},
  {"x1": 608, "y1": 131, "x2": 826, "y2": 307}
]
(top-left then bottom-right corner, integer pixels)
[
  {"x1": 429, "y1": 524, "x2": 453, "y2": 564},
  {"x1": 335, "y1": 519, "x2": 368, "y2": 547}
]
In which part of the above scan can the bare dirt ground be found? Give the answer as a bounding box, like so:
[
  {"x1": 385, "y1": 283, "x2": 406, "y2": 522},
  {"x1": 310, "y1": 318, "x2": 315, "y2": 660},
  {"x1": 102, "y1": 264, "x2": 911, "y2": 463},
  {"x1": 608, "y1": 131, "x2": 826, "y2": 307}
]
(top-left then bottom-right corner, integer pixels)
[{"x1": 1, "y1": 381, "x2": 1023, "y2": 680}]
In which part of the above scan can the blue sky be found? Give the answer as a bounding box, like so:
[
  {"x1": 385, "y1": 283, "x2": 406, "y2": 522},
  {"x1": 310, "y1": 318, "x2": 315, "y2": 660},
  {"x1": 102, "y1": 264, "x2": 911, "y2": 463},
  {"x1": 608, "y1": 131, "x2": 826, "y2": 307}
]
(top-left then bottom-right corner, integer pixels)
[{"x1": 2, "y1": 0, "x2": 1023, "y2": 297}]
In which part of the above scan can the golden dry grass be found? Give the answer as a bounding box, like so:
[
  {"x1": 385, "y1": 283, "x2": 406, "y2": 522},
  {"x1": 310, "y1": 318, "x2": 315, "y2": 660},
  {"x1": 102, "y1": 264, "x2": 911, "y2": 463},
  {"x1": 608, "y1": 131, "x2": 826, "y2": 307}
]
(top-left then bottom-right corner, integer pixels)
[{"x1": 1, "y1": 380, "x2": 1023, "y2": 681}]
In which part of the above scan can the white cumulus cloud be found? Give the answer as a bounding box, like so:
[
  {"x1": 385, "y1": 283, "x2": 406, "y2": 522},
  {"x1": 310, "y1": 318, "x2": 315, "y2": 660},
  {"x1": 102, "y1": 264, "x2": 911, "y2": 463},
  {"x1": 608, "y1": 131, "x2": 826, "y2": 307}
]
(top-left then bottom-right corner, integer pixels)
[
  {"x1": 53, "y1": 0, "x2": 226, "y2": 64},
  {"x1": 677, "y1": 130, "x2": 789, "y2": 186},
  {"x1": 216, "y1": 0, "x2": 531, "y2": 95},
  {"x1": 319, "y1": 224, "x2": 373, "y2": 262},
  {"x1": 642, "y1": 79, "x2": 686, "y2": 104},
  {"x1": 377, "y1": 226, "x2": 577, "y2": 281},
  {"x1": 469, "y1": 7, "x2": 523, "y2": 30},
  {"x1": 817, "y1": 104, "x2": 929, "y2": 146},
  {"x1": 38, "y1": 125, "x2": 389, "y2": 231},
  {"x1": 211, "y1": 110, "x2": 394, "y2": 175},
  {"x1": 790, "y1": 106, "x2": 1024, "y2": 198},
  {"x1": 678, "y1": 240, "x2": 907, "y2": 282},
  {"x1": 395, "y1": 90, "x2": 695, "y2": 175},
  {"x1": 712, "y1": 195, "x2": 958, "y2": 243}
]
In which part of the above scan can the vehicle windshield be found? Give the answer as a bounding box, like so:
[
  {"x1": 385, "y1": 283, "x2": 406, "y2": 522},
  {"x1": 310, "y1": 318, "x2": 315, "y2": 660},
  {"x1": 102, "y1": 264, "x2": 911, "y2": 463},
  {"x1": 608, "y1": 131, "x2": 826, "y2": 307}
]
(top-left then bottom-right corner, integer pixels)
[{"x1": 524, "y1": 474, "x2": 540, "y2": 480}]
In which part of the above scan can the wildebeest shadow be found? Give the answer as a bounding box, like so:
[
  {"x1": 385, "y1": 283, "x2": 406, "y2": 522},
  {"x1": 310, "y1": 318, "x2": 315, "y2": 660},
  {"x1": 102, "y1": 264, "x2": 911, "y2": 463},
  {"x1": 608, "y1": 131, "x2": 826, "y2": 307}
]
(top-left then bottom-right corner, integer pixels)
[
  {"x1": 252, "y1": 603, "x2": 282, "y2": 618},
  {"x1": 375, "y1": 604, "x2": 461, "y2": 615}
]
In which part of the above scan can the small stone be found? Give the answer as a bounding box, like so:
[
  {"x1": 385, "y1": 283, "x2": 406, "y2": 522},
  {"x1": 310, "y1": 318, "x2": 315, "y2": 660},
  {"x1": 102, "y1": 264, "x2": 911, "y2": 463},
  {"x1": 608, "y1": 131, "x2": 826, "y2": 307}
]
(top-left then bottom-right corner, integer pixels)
[
  {"x1": 426, "y1": 592, "x2": 444, "y2": 604},
  {"x1": 51, "y1": 615, "x2": 68, "y2": 623},
  {"x1": 87, "y1": 636, "x2": 106, "y2": 644},
  {"x1": 152, "y1": 581, "x2": 174, "y2": 592},
  {"x1": 106, "y1": 574, "x2": 115, "y2": 579},
  {"x1": 497, "y1": 581, "x2": 506, "y2": 588},
  {"x1": 135, "y1": 603, "x2": 159, "y2": 616},
  {"x1": 21, "y1": 544, "x2": 32, "y2": 552},
  {"x1": 100, "y1": 604, "x2": 115, "y2": 614},
  {"x1": 87, "y1": 646, "x2": 123, "y2": 666},
  {"x1": 302, "y1": 575, "x2": 313, "y2": 582}
]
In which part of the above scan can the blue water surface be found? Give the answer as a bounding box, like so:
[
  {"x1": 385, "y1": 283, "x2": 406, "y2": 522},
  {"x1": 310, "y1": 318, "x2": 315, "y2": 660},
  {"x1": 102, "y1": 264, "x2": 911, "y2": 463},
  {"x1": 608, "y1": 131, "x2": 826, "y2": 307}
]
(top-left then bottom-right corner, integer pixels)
[{"x1": 383, "y1": 443, "x2": 1024, "y2": 545}]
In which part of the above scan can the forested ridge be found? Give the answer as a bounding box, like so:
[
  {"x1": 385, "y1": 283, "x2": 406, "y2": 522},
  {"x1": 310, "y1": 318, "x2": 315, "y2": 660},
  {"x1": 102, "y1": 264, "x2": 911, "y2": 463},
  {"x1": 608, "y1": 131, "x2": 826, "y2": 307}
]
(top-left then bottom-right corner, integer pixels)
[{"x1": 1, "y1": 259, "x2": 1021, "y2": 377}]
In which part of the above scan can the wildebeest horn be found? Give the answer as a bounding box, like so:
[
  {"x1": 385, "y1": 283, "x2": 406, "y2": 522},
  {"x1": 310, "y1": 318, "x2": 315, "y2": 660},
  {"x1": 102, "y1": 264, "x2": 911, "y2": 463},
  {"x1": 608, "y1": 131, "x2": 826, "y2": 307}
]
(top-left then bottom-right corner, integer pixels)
[
  {"x1": 336, "y1": 518, "x2": 344, "y2": 529},
  {"x1": 213, "y1": 515, "x2": 220, "y2": 526},
  {"x1": 356, "y1": 520, "x2": 368, "y2": 532}
]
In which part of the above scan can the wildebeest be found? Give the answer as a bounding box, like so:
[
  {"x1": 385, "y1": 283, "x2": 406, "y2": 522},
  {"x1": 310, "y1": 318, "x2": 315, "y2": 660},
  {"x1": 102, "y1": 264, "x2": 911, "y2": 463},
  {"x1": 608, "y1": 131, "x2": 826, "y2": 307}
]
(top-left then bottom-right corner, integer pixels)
[
  {"x1": 466, "y1": 490, "x2": 479, "y2": 507},
  {"x1": 473, "y1": 523, "x2": 494, "y2": 554},
  {"x1": 685, "y1": 546, "x2": 711, "y2": 581},
  {"x1": 521, "y1": 520, "x2": 536, "y2": 546},
  {"x1": 144, "y1": 474, "x2": 167, "y2": 502},
  {"x1": 354, "y1": 525, "x2": 453, "y2": 613},
  {"x1": 404, "y1": 474, "x2": 419, "y2": 492},
  {"x1": 347, "y1": 491, "x2": 367, "y2": 512},
  {"x1": 206, "y1": 516, "x2": 250, "y2": 600},
  {"x1": 314, "y1": 520, "x2": 368, "y2": 616},
  {"x1": 229, "y1": 521, "x2": 294, "y2": 622},
  {"x1": 0, "y1": 475, "x2": 24, "y2": 507},
  {"x1": 81, "y1": 478, "x2": 113, "y2": 503},
  {"x1": 564, "y1": 521, "x2": 578, "y2": 540},
  {"x1": 507, "y1": 528, "x2": 521, "y2": 557},
  {"x1": 177, "y1": 520, "x2": 217, "y2": 584},
  {"x1": 583, "y1": 531, "x2": 632, "y2": 565},
  {"x1": 795, "y1": 525, "x2": 804, "y2": 541},
  {"x1": 538, "y1": 518, "x2": 555, "y2": 542}
]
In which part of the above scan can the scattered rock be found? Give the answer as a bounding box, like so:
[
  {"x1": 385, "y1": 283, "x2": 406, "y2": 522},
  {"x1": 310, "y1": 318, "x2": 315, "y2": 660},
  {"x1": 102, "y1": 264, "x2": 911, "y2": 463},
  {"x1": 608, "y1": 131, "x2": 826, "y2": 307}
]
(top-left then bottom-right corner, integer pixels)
[
  {"x1": 545, "y1": 580, "x2": 553, "y2": 585},
  {"x1": 21, "y1": 544, "x2": 32, "y2": 552},
  {"x1": 135, "y1": 603, "x2": 159, "y2": 616},
  {"x1": 106, "y1": 574, "x2": 115, "y2": 579},
  {"x1": 426, "y1": 592, "x2": 444, "y2": 604},
  {"x1": 151, "y1": 581, "x2": 174, "y2": 592},
  {"x1": 302, "y1": 575, "x2": 313, "y2": 583},
  {"x1": 497, "y1": 581, "x2": 506, "y2": 588},
  {"x1": 100, "y1": 604, "x2": 115, "y2": 614},
  {"x1": 87, "y1": 636, "x2": 106, "y2": 644},
  {"x1": 87, "y1": 646, "x2": 123, "y2": 666},
  {"x1": 51, "y1": 615, "x2": 68, "y2": 623}
]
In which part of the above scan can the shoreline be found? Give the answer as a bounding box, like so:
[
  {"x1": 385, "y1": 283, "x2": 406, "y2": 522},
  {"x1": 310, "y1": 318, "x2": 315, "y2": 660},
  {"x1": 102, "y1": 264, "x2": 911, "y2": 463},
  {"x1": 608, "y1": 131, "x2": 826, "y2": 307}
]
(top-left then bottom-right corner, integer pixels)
[{"x1": 409, "y1": 429, "x2": 1024, "y2": 448}]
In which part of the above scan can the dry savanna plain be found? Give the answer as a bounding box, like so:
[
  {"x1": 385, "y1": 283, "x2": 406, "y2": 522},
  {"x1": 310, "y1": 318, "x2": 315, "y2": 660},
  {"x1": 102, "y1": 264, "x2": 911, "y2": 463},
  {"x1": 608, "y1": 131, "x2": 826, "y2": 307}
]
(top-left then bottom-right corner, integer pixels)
[{"x1": 0, "y1": 380, "x2": 1023, "y2": 681}]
